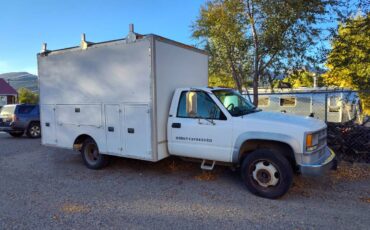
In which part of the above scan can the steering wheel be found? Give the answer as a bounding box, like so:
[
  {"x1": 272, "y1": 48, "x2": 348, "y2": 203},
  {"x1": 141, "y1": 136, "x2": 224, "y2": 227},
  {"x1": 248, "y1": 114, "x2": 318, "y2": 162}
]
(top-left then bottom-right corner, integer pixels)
[{"x1": 226, "y1": 103, "x2": 235, "y2": 111}]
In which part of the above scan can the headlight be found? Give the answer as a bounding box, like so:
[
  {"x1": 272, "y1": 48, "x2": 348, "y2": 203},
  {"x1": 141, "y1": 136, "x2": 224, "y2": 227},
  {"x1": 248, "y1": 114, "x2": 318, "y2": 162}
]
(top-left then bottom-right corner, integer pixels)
[{"x1": 306, "y1": 132, "x2": 319, "y2": 151}]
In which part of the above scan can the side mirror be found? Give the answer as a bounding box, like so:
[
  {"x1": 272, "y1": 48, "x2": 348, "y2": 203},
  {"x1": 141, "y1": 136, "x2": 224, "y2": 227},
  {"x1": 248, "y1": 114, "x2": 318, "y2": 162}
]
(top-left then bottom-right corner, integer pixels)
[{"x1": 186, "y1": 91, "x2": 197, "y2": 117}]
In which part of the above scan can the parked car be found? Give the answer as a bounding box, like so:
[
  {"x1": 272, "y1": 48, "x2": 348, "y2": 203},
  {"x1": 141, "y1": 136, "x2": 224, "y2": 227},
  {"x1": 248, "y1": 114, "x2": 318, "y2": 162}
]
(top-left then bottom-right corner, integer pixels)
[{"x1": 0, "y1": 104, "x2": 41, "y2": 138}]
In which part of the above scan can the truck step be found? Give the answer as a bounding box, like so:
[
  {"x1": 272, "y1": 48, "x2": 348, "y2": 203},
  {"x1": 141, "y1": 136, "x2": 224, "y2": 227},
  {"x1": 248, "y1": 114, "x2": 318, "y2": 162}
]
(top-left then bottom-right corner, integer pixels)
[{"x1": 201, "y1": 160, "x2": 216, "y2": 171}]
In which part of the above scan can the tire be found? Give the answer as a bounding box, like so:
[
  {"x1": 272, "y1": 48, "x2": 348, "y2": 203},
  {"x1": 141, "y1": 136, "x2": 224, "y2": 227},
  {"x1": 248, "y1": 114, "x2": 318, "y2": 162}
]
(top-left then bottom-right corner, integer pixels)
[
  {"x1": 9, "y1": 132, "x2": 24, "y2": 137},
  {"x1": 26, "y1": 122, "x2": 41, "y2": 138},
  {"x1": 241, "y1": 148, "x2": 293, "y2": 199},
  {"x1": 81, "y1": 138, "x2": 109, "y2": 170}
]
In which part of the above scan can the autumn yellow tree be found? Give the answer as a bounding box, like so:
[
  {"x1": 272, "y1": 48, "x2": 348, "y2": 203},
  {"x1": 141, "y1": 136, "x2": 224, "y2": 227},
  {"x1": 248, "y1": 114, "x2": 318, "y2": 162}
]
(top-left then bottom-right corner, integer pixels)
[{"x1": 323, "y1": 14, "x2": 370, "y2": 114}]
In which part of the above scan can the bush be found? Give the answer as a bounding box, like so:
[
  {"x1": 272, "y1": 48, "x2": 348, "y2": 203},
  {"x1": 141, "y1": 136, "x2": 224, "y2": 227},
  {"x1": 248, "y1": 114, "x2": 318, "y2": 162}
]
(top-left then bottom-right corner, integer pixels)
[{"x1": 18, "y1": 88, "x2": 39, "y2": 104}]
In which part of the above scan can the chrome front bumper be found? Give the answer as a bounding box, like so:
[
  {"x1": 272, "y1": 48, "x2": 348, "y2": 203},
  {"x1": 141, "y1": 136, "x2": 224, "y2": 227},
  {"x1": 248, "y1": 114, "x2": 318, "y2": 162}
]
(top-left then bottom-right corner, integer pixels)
[{"x1": 299, "y1": 147, "x2": 336, "y2": 176}]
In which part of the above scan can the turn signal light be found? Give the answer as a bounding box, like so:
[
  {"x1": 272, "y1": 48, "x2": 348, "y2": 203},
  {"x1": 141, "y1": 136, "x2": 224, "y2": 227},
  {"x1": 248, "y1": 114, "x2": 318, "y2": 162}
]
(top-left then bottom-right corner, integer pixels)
[
  {"x1": 12, "y1": 114, "x2": 18, "y2": 122},
  {"x1": 306, "y1": 134, "x2": 312, "y2": 147}
]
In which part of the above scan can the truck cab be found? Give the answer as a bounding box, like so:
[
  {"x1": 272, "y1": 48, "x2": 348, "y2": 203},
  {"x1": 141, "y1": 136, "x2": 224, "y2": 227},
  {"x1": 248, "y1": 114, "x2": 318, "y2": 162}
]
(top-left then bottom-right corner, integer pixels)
[{"x1": 168, "y1": 87, "x2": 336, "y2": 198}]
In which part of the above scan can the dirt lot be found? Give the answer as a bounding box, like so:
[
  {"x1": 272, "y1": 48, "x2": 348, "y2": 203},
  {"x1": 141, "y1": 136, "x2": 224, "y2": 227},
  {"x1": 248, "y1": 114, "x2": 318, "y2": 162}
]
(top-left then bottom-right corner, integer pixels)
[{"x1": 0, "y1": 132, "x2": 369, "y2": 230}]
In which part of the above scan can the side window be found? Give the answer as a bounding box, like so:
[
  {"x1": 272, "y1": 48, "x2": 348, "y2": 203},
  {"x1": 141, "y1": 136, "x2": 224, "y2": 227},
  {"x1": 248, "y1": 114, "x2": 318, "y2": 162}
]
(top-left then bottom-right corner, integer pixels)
[
  {"x1": 328, "y1": 96, "x2": 340, "y2": 112},
  {"x1": 17, "y1": 106, "x2": 35, "y2": 114},
  {"x1": 280, "y1": 97, "x2": 296, "y2": 107},
  {"x1": 258, "y1": 97, "x2": 270, "y2": 107},
  {"x1": 177, "y1": 91, "x2": 226, "y2": 120}
]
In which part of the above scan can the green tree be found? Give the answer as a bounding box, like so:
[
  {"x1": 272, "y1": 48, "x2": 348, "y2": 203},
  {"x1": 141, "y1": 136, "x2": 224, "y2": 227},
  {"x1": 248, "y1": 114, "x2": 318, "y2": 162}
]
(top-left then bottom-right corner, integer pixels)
[
  {"x1": 323, "y1": 14, "x2": 370, "y2": 114},
  {"x1": 18, "y1": 88, "x2": 39, "y2": 104},
  {"x1": 193, "y1": 0, "x2": 335, "y2": 105},
  {"x1": 193, "y1": 0, "x2": 249, "y2": 93}
]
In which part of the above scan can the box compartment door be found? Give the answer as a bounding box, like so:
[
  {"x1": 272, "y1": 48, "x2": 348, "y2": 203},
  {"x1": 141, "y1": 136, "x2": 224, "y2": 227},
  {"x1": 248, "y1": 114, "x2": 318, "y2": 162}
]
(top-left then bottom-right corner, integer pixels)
[
  {"x1": 105, "y1": 104, "x2": 122, "y2": 154},
  {"x1": 123, "y1": 105, "x2": 151, "y2": 159},
  {"x1": 41, "y1": 105, "x2": 56, "y2": 145}
]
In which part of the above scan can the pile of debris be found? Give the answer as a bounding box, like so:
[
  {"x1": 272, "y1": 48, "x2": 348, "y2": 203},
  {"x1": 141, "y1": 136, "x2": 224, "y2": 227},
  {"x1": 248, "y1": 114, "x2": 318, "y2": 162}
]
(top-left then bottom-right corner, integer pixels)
[{"x1": 327, "y1": 119, "x2": 370, "y2": 163}]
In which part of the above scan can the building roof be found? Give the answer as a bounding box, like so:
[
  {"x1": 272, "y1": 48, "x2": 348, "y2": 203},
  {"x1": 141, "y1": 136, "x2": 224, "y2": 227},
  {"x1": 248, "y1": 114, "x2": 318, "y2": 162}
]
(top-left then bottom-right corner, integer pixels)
[{"x1": 0, "y1": 78, "x2": 17, "y2": 95}]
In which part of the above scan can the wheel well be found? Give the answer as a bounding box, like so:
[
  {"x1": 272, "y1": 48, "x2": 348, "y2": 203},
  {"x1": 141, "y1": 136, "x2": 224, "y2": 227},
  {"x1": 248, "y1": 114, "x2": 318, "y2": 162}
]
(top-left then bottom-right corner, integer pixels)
[
  {"x1": 73, "y1": 134, "x2": 94, "y2": 151},
  {"x1": 239, "y1": 139, "x2": 296, "y2": 170},
  {"x1": 27, "y1": 120, "x2": 40, "y2": 127}
]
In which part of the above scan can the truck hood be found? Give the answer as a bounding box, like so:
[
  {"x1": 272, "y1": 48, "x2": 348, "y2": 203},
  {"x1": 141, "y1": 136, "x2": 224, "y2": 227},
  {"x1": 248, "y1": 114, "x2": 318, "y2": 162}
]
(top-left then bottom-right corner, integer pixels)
[{"x1": 240, "y1": 111, "x2": 326, "y2": 131}]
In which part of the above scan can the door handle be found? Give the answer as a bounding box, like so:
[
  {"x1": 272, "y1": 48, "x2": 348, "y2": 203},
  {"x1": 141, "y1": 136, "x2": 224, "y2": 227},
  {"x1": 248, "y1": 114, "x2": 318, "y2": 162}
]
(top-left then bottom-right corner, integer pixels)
[
  {"x1": 172, "y1": 123, "x2": 181, "y2": 128},
  {"x1": 108, "y1": 127, "x2": 114, "y2": 132}
]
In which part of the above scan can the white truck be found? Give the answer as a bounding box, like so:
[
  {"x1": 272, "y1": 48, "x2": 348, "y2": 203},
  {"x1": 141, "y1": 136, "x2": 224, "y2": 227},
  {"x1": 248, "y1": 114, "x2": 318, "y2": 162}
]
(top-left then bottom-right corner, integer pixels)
[{"x1": 38, "y1": 25, "x2": 336, "y2": 199}]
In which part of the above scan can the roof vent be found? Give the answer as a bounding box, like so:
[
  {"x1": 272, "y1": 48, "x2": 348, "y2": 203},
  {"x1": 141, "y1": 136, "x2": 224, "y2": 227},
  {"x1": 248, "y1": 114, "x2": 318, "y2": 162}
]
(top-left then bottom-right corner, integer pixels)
[{"x1": 126, "y1": 23, "x2": 137, "y2": 42}]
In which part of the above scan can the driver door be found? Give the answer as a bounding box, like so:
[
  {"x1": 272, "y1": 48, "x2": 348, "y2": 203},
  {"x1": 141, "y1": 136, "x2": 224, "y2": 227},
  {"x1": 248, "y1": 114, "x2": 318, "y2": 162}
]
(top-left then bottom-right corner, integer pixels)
[{"x1": 168, "y1": 91, "x2": 232, "y2": 162}]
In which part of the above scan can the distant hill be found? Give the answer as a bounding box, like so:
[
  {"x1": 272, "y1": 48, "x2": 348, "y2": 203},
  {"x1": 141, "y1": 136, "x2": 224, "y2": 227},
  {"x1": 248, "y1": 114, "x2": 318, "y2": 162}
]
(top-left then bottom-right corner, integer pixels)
[{"x1": 0, "y1": 72, "x2": 38, "y2": 92}]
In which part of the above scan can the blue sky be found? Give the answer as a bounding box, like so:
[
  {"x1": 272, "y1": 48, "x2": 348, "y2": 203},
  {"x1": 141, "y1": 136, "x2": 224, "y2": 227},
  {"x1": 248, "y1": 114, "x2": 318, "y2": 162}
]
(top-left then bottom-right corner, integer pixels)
[{"x1": 0, "y1": 0, "x2": 206, "y2": 75}]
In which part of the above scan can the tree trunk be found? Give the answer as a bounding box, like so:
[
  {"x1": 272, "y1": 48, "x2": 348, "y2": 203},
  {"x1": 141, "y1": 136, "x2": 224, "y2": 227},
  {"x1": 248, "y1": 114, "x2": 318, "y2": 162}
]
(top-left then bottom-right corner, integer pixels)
[
  {"x1": 231, "y1": 69, "x2": 243, "y2": 93},
  {"x1": 247, "y1": 0, "x2": 259, "y2": 106},
  {"x1": 253, "y1": 69, "x2": 259, "y2": 106},
  {"x1": 227, "y1": 50, "x2": 243, "y2": 93},
  {"x1": 267, "y1": 73, "x2": 275, "y2": 93}
]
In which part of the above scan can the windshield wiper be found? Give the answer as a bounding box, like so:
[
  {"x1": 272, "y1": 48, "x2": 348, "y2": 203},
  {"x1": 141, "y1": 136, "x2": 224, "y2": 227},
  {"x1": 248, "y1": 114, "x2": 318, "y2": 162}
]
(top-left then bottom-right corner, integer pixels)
[{"x1": 236, "y1": 108, "x2": 261, "y2": 116}]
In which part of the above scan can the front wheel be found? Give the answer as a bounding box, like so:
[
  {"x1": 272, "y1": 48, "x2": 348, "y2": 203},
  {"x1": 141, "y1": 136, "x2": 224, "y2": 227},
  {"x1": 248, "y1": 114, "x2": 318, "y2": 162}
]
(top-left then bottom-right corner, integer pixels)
[
  {"x1": 241, "y1": 149, "x2": 293, "y2": 199},
  {"x1": 81, "y1": 138, "x2": 109, "y2": 170}
]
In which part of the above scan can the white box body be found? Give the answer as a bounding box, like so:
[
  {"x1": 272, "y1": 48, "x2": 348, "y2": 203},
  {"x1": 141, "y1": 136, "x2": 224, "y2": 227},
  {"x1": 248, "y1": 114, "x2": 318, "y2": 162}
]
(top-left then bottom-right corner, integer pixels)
[{"x1": 38, "y1": 35, "x2": 208, "y2": 161}]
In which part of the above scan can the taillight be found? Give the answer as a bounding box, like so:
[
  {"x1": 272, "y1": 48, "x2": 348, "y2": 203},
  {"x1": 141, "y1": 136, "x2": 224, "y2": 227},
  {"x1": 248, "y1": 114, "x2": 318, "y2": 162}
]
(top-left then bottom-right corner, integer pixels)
[{"x1": 12, "y1": 114, "x2": 18, "y2": 122}]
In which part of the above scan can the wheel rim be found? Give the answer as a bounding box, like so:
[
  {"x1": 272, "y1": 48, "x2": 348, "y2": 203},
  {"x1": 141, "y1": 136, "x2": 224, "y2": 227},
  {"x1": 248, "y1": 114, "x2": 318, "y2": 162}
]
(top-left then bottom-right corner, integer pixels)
[
  {"x1": 252, "y1": 160, "x2": 279, "y2": 188},
  {"x1": 84, "y1": 143, "x2": 99, "y2": 165},
  {"x1": 30, "y1": 125, "x2": 41, "y2": 137}
]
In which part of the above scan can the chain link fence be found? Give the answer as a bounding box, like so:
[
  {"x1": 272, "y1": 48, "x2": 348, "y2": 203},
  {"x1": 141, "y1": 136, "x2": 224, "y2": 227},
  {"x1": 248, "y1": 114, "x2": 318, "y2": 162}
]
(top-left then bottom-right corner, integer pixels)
[{"x1": 244, "y1": 89, "x2": 370, "y2": 163}]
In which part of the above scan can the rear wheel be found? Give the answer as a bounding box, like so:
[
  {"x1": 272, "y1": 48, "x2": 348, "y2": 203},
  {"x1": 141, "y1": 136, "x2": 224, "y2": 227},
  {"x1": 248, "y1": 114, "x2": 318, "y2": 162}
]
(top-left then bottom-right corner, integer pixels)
[
  {"x1": 26, "y1": 122, "x2": 41, "y2": 138},
  {"x1": 241, "y1": 148, "x2": 293, "y2": 199},
  {"x1": 9, "y1": 132, "x2": 24, "y2": 137},
  {"x1": 81, "y1": 138, "x2": 109, "y2": 170}
]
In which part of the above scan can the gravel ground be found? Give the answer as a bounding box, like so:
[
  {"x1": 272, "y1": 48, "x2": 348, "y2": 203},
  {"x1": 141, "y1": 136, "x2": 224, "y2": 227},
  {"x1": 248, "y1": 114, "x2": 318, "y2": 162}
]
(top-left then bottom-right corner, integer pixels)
[{"x1": 0, "y1": 132, "x2": 369, "y2": 230}]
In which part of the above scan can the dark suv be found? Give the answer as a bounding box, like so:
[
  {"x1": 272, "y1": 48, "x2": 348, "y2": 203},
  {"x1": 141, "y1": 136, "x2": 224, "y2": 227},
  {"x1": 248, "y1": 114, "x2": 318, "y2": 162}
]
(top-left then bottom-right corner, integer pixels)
[{"x1": 0, "y1": 104, "x2": 41, "y2": 138}]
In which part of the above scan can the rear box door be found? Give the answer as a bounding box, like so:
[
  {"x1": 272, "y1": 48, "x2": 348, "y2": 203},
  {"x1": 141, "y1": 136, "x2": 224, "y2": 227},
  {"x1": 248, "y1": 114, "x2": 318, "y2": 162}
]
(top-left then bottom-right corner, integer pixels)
[{"x1": 41, "y1": 104, "x2": 56, "y2": 145}]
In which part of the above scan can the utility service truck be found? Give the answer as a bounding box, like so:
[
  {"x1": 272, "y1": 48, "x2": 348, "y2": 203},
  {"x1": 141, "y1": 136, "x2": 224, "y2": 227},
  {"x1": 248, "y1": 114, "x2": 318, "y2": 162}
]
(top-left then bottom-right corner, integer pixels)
[{"x1": 38, "y1": 25, "x2": 336, "y2": 199}]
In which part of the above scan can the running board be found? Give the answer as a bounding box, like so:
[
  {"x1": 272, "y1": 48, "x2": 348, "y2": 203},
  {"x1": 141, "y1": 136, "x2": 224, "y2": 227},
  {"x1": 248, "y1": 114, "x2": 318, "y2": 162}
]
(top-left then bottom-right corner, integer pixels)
[{"x1": 201, "y1": 160, "x2": 216, "y2": 171}]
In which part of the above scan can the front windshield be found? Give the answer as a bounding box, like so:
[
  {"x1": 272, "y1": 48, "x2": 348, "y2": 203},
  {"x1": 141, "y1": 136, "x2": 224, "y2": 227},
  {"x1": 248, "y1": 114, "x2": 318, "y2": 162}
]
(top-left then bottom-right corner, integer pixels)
[{"x1": 212, "y1": 89, "x2": 257, "y2": 117}]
